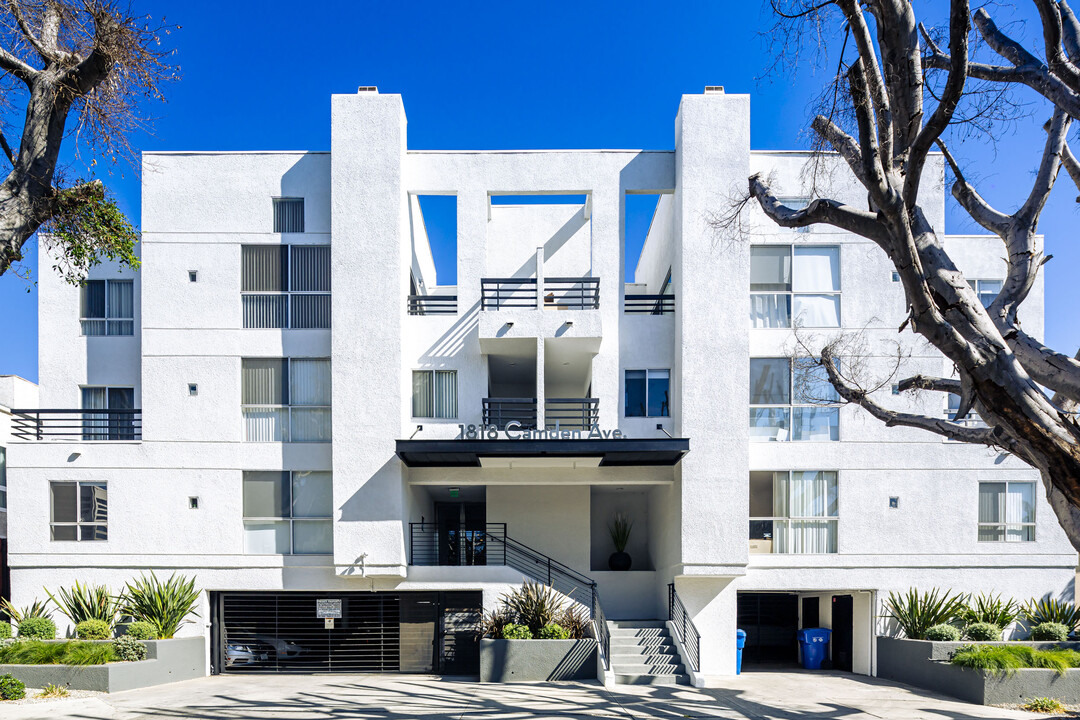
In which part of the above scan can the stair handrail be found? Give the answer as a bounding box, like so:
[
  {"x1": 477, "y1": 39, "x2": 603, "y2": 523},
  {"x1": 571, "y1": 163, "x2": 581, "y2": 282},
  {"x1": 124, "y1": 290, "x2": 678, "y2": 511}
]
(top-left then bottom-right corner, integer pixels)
[{"x1": 667, "y1": 583, "x2": 701, "y2": 673}]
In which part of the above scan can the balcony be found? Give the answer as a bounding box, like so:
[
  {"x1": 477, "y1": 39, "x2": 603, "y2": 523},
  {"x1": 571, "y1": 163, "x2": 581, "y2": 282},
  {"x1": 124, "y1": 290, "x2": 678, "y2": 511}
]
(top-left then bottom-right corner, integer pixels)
[
  {"x1": 749, "y1": 518, "x2": 837, "y2": 554},
  {"x1": 624, "y1": 293, "x2": 674, "y2": 315},
  {"x1": 544, "y1": 398, "x2": 599, "y2": 430},
  {"x1": 481, "y1": 277, "x2": 600, "y2": 310},
  {"x1": 482, "y1": 398, "x2": 537, "y2": 429},
  {"x1": 409, "y1": 522, "x2": 507, "y2": 566},
  {"x1": 407, "y1": 294, "x2": 458, "y2": 316},
  {"x1": 12, "y1": 409, "x2": 142, "y2": 441}
]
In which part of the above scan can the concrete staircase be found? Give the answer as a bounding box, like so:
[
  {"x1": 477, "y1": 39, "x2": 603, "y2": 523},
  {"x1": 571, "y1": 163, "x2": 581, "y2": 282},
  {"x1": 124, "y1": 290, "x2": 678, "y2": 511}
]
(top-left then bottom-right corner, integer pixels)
[{"x1": 608, "y1": 620, "x2": 690, "y2": 685}]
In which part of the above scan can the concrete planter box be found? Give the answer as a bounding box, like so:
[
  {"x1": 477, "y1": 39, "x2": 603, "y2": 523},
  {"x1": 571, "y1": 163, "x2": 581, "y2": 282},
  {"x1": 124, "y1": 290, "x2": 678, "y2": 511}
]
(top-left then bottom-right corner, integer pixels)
[
  {"x1": 877, "y1": 636, "x2": 1080, "y2": 705},
  {"x1": 480, "y1": 638, "x2": 598, "y2": 682},
  {"x1": 0, "y1": 637, "x2": 205, "y2": 692}
]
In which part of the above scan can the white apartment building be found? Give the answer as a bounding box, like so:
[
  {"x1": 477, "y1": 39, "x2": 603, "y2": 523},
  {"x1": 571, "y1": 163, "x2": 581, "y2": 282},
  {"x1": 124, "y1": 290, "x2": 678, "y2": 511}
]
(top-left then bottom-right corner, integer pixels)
[
  {"x1": 0, "y1": 375, "x2": 36, "y2": 606},
  {"x1": 4, "y1": 88, "x2": 1075, "y2": 684}
]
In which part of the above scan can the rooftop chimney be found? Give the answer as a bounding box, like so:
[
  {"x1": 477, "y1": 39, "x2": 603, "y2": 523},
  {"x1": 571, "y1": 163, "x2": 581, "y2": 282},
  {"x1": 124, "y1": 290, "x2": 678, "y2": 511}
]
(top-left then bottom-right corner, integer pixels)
[{"x1": 704, "y1": 86, "x2": 725, "y2": 94}]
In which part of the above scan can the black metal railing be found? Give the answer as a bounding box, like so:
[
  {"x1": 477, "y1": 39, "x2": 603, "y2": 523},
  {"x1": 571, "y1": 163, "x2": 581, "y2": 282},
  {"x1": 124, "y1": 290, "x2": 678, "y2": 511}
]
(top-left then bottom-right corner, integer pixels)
[
  {"x1": 482, "y1": 398, "x2": 538, "y2": 429},
  {"x1": 481, "y1": 278, "x2": 537, "y2": 310},
  {"x1": 668, "y1": 583, "x2": 701, "y2": 673},
  {"x1": 544, "y1": 277, "x2": 599, "y2": 309},
  {"x1": 625, "y1": 293, "x2": 675, "y2": 315},
  {"x1": 407, "y1": 295, "x2": 458, "y2": 315},
  {"x1": 545, "y1": 398, "x2": 599, "y2": 430},
  {"x1": 12, "y1": 409, "x2": 142, "y2": 441}
]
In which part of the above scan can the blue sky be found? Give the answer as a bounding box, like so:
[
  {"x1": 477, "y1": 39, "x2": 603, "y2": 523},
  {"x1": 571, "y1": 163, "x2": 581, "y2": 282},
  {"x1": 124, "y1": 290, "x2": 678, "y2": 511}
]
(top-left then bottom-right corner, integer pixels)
[{"x1": 1, "y1": 0, "x2": 1077, "y2": 381}]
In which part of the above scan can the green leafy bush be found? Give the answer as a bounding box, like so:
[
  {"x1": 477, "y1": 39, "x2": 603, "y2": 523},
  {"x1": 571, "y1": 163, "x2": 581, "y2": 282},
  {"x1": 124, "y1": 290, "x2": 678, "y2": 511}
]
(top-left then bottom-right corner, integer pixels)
[
  {"x1": 46, "y1": 581, "x2": 121, "y2": 627},
  {"x1": 76, "y1": 619, "x2": 111, "y2": 640},
  {"x1": 113, "y1": 635, "x2": 147, "y2": 662},
  {"x1": 0, "y1": 640, "x2": 114, "y2": 665},
  {"x1": 965, "y1": 622, "x2": 1002, "y2": 641},
  {"x1": 0, "y1": 623, "x2": 11, "y2": 640},
  {"x1": 17, "y1": 616, "x2": 56, "y2": 640},
  {"x1": 949, "y1": 644, "x2": 1080, "y2": 676},
  {"x1": 925, "y1": 624, "x2": 962, "y2": 641},
  {"x1": 124, "y1": 621, "x2": 157, "y2": 640},
  {"x1": 121, "y1": 572, "x2": 200, "y2": 639},
  {"x1": 1022, "y1": 697, "x2": 1066, "y2": 713},
  {"x1": 0, "y1": 673, "x2": 25, "y2": 701},
  {"x1": 499, "y1": 581, "x2": 565, "y2": 635},
  {"x1": 884, "y1": 588, "x2": 966, "y2": 639},
  {"x1": 537, "y1": 623, "x2": 570, "y2": 640},
  {"x1": 1031, "y1": 622, "x2": 1070, "y2": 642},
  {"x1": 501, "y1": 623, "x2": 532, "y2": 640},
  {"x1": 959, "y1": 593, "x2": 1019, "y2": 629},
  {"x1": 1022, "y1": 598, "x2": 1080, "y2": 633}
]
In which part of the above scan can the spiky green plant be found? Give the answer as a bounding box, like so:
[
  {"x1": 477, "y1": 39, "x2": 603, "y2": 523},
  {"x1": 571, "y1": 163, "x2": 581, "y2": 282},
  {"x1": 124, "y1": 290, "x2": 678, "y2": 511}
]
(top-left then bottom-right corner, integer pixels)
[
  {"x1": 1022, "y1": 597, "x2": 1080, "y2": 632},
  {"x1": 949, "y1": 644, "x2": 1080, "y2": 676},
  {"x1": 120, "y1": 572, "x2": 200, "y2": 639},
  {"x1": 883, "y1": 588, "x2": 967, "y2": 640},
  {"x1": 608, "y1": 512, "x2": 633, "y2": 553},
  {"x1": 1022, "y1": 697, "x2": 1066, "y2": 713},
  {"x1": 557, "y1": 605, "x2": 591, "y2": 640},
  {"x1": 499, "y1": 581, "x2": 566, "y2": 635},
  {"x1": 481, "y1": 607, "x2": 513, "y2": 640},
  {"x1": 0, "y1": 598, "x2": 52, "y2": 623},
  {"x1": 959, "y1": 593, "x2": 1020, "y2": 629},
  {"x1": 46, "y1": 581, "x2": 121, "y2": 627},
  {"x1": 0, "y1": 640, "x2": 114, "y2": 666}
]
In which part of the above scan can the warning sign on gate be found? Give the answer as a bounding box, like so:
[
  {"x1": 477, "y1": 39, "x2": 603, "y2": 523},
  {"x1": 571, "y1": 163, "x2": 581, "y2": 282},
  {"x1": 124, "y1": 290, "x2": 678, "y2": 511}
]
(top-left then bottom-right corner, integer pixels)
[{"x1": 316, "y1": 599, "x2": 342, "y2": 619}]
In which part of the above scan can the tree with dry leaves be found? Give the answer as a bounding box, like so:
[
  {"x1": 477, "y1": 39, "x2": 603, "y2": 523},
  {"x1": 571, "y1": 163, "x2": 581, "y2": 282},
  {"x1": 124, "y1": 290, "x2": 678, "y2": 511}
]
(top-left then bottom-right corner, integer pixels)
[
  {"x1": 747, "y1": 0, "x2": 1080, "y2": 550},
  {"x1": 0, "y1": 0, "x2": 175, "y2": 283}
]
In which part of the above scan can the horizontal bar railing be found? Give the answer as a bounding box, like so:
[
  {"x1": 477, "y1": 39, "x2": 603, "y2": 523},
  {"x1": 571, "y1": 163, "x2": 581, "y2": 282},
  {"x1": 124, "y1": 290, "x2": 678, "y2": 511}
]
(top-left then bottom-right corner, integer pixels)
[
  {"x1": 407, "y1": 295, "x2": 458, "y2": 315},
  {"x1": 409, "y1": 523, "x2": 507, "y2": 567},
  {"x1": 12, "y1": 409, "x2": 142, "y2": 441},
  {"x1": 624, "y1": 293, "x2": 674, "y2": 315},
  {"x1": 482, "y1": 398, "x2": 538, "y2": 429},
  {"x1": 544, "y1": 277, "x2": 599, "y2": 309},
  {"x1": 668, "y1": 583, "x2": 701, "y2": 673},
  {"x1": 481, "y1": 278, "x2": 537, "y2": 310},
  {"x1": 545, "y1": 398, "x2": 599, "y2": 430}
]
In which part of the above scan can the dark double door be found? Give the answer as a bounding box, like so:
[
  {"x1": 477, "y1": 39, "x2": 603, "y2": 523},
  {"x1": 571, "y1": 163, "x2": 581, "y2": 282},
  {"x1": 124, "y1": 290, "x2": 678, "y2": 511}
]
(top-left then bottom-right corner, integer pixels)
[{"x1": 436, "y1": 502, "x2": 488, "y2": 566}]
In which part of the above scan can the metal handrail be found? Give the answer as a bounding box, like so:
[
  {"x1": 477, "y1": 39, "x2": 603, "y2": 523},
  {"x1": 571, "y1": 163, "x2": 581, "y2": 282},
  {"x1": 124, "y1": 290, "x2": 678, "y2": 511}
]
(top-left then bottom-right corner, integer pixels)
[
  {"x1": 668, "y1": 583, "x2": 701, "y2": 673},
  {"x1": 544, "y1": 277, "x2": 599, "y2": 310},
  {"x1": 545, "y1": 398, "x2": 599, "y2": 430},
  {"x1": 482, "y1": 397, "x2": 538, "y2": 429},
  {"x1": 481, "y1": 278, "x2": 537, "y2": 310},
  {"x1": 409, "y1": 523, "x2": 508, "y2": 566},
  {"x1": 624, "y1": 293, "x2": 675, "y2": 315},
  {"x1": 11, "y1": 409, "x2": 142, "y2": 441},
  {"x1": 407, "y1": 295, "x2": 458, "y2": 315}
]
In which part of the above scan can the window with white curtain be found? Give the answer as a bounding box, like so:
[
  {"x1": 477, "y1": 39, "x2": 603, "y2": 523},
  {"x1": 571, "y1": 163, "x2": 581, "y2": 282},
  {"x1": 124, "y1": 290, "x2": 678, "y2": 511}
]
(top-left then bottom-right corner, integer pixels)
[
  {"x1": 750, "y1": 245, "x2": 841, "y2": 328},
  {"x1": 242, "y1": 245, "x2": 330, "y2": 329},
  {"x1": 80, "y1": 387, "x2": 135, "y2": 440},
  {"x1": 273, "y1": 197, "x2": 305, "y2": 233},
  {"x1": 412, "y1": 370, "x2": 457, "y2": 419},
  {"x1": 749, "y1": 471, "x2": 838, "y2": 553},
  {"x1": 979, "y1": 481, "x2": 1035, "y2": 541},
  {"x1": 749, "y1": 358, "x2": 839, "y2": 442},
  {"x1": 243, "y1": 471, "x2": 332, "y2": 554},
  {"x1": 968, "y1": 279, "x2": 1003, "y2": 310},
  {"x1": 50, "y1": 481, "x2": 108, "y2": 541},
  {"x1": 80, "y1": 279, "x2": 134, "y2": 336},
  {"x1": 241, "y1": 358, "x2": 331, "y2": 442}
]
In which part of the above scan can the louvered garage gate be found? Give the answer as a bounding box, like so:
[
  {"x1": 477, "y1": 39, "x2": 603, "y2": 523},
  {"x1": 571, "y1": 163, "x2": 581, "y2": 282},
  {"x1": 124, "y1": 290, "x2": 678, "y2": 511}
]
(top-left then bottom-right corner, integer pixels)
[{"x1": 210, "y1": 591, "x2": 481, "y2": 675}]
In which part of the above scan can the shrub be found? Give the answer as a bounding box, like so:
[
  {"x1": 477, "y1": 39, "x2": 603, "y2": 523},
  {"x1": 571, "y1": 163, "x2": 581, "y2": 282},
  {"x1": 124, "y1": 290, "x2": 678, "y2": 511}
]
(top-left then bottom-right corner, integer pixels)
[
  {"x1": 537, "y1": 623, "x2": 570, "y2": 640},
  {"x1": 1031, "y1": 622, "x2": 1070, "y2": 642},
  {"x1": 0, "y1": 623, "x2": 10, "y2": 640},
  {"x1": 959, "y1": 593, "x2": 1020, "y2": 629},
  {"x1": 76, "y1": 619, "x2": 111, "y2": 640},
  {"x1": 965, "y1": 622, "x2": 1003, "y2": 641},
  {"x1": 0, "y1": 598, "x2": 52, "y2": 623},
  {"x1": 0, "y1": 640, "x2": 114, "y2": 665},
  {"x1": 557, "y1": 606, "x2": 591, "y2": 640},
  {"x1": 949, "y1": 644, "x2": 1080, "y2": 676},
  {"x1": 883, "y1": 588, "x2": 966, "y2": 639},
  {"x1": 46, "y1": 581, "x2": 121, "y2": 626},
  {"x1": 113, "y1": 635, "x2": 147, "y2": 662},
  {"x1": 37, "y1": 683, "x2": 69, "y2": 699},
  {"x1": 1022, "y1": 697, "x2": 1066, "y2": 714},
  {"x1": 121, "y1": 572, "x2": 200, "y2": 639},
  {"x1": 925, "y1": 624, "x2": 962, "y2": 641},
  {"x1": 501, "y1": 623, "x2": 532, "y2": 640},
  {"x1": 17, "y1": 616, "x2": 56, "y2": 640},
  {"x1": 1022, "y1": 597, "x2": 1080, "y2": 633},
  {"x1": 0, "y1": 673, "x2": 25, "y2": 701},
  {"x1": 125, "y1": 621, "x2": 157, "y2": 640},
  {"x1": 481, "y1": 608, "x2": 512, "y2": 640},
  {"x1": 499, "y1": 581, "x2": 566, "y2": 636}
]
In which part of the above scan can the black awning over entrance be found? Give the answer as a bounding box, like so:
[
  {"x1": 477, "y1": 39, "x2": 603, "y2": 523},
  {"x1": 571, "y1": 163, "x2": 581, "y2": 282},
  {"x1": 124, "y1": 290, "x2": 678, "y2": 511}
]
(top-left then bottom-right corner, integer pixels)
[{"x1": 395, "y1": 437, "x2": 690, "y2": 468}]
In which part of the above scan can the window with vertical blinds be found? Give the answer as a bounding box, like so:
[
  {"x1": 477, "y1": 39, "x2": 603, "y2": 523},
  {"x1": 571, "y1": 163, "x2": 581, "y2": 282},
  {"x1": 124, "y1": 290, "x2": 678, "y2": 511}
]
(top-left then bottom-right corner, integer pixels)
[
  {"x1": 242, "y1": 358, "x2": 331, "y2": 442},
  {"x1": 273, "y1": 198, "x2": 305, "y2": 233},
  {"x1": 242, "y1": 245, "x2": 330, "y2": 329},
  {"x1": 412, "y1": 370, "x2": 457, "y2": 419},
  {"x1": 978, "y1": 482, "x2": 1035, "y2": 541},
  {"x1": 80, "y1": 279, "x2": 134, "y2": 336}
]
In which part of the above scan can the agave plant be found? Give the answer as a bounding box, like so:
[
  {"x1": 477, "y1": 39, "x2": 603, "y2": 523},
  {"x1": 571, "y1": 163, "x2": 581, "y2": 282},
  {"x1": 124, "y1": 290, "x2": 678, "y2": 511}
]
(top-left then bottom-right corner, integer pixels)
[
  {"x1": 45, "y1": 581, "x2": 121, "y2": 627},
  {"x1": 481, "y1": 607, "x2": 513, "y2": 639},
  {"x1": 557, "y1": 604, "x2": 591, "y2": 640},
  {"x1": 499, "y1": 581, "x2": 566, "y2": 635},
  {"x1": 959, "y1": 593, "x2": 1020, "y2": 630},
  {"x1": 883, "y1": 588, "x2": 966, "y2": 640},
  {"x1": 1022, "y1": 597, "x2": 1080, "y2": 633},
  {"x1": 0, "y1": 597, "x2": 53, "y2": 623},
  {"x1": 121, "y1": 572, "x2": 200, "y2": 639}
]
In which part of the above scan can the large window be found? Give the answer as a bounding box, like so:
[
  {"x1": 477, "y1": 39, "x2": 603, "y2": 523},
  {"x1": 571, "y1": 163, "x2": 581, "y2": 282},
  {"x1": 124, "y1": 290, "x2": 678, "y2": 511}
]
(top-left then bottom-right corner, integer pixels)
[
  {"x1": 0, "y1": 446, "x2": 6, "y2": 510},
  {"x1": 80, "y1": 279, "x2": 134, "y2": 336},
  {"x1": 411, "y1": 370, "x2": 457, "y2": 419},
  {"x1": 750, "y1": 358, "x2": 839, "y2": 442},
  {"x1": 749, "y1": 471, "x2": 838, "y2": 553},
  {"x1": 243, "y1": 471, "x2": 332, "y2": 554},
  {"x1": 273, "y1": 197, "x2": 305, "y2": 233},
  {"x1": 624, "y1": 369, "x2": 670, "y2": 417},
  {"x1": 81, "y1": 387, "x2": 136, "y2": 441},
  {"x1": 50, "y1": 481, "x2": 107, "y2": 541},
  {"x1": 242, "y1": 358, "x2": 331, "y2": 442},
  {"x1": 947, "y1": 392, "x2": 988, "y2": 428},
  {"x1": 750, "y1": 245, "x2": 840, "y2": 328},
  {"x1": 979, "y1": 481, "x2": 1035, "y2": 542},
  {"x1": 968, "y1": 279, "x2": 1003, "y2": 309},
  {"x1": 242, "y1": 245, "x2": 330, "y2": 329}
]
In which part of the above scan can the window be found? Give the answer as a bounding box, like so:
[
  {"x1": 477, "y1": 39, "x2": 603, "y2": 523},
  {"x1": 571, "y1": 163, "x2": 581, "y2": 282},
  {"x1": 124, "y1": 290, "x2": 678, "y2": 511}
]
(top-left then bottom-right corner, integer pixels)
[
  {"x1": 80, "y1": 279, "x2": 134, "y2": 336},
  {"x1": 242, "y1": 358, "x2": 331, "y2": 442},
  {"x1": 968, "y1": 279, "x2": 1003, "y2": 309},
  {"x1": 749, "y1": 471, "x2": 838, "y2": 553},
  {"x1": 273, "y1": 197, "x2": 305, "y2": 233},
  {"x1": 624, "y1": 369, "x2": 670, "y2": 417},
  {"x1": 412, "y1": 370, "x2": 457, "y2": 419},
  {"x1": 947, "y1": 392, "x2": 988, "y2": 428},
  {"x1": 979, "y1": 481, "x2": 1035, "y2": 541},
  {"x1": 750, "y1": 245, "x2": 841, "y2": 328},
  {"x1": 81, "y1": 387, "x2": 136, "y2": 441},
  {"x1": 242, "y1": 245, "x2": 330, "y2": 329},
  {"x1": 750, "y1": 358, "x2": 839, "y2": 442},
  {"x1": 778, "y1": 197, "x2": 811, "y2": 233},
  {"x1": 243, "y1": 471, "x2": 332, "y2": 554},
  {"x1": 0, "y1": 446, "x2": 6, "y2": 510},
  {"x1": 50, "y1": 481, "x2": 107, "y2": 541}
]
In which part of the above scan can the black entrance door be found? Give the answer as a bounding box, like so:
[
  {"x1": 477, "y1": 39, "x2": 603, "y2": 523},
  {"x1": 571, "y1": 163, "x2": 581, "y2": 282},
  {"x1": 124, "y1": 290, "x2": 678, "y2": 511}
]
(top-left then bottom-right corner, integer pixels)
[
  {"x1": 436, "y1": 502, "x2": 487, "y2": 566},
  {"x1": 831, "y1": 595, "x2": 854, "y2": 672},
  {"x1": 439, "y1": 591, "x2": 483, "y2": 675}
]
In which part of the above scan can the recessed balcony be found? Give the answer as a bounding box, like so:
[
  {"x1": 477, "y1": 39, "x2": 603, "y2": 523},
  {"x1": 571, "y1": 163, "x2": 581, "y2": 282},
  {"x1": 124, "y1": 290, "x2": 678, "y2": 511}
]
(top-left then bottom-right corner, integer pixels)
[{"x1": 481, "y1": 277, "x2": 599, "y2": 311}]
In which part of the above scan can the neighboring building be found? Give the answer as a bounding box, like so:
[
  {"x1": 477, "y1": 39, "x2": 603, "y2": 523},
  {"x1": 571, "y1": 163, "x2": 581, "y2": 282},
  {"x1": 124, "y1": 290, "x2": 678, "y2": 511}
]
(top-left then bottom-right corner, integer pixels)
[
  {"x1": 0, "y1": 375, "x2": 37, "y2": 605},
  {"x1": 5, "y1": 88, "x2": 1074, "y2": 683}
]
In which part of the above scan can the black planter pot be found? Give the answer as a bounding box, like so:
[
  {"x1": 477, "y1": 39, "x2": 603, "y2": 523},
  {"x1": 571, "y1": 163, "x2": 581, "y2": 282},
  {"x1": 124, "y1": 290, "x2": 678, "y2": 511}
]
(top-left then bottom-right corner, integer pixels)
[{"x1": 608, "y1": 551, "x2": 632, "y2": 571}]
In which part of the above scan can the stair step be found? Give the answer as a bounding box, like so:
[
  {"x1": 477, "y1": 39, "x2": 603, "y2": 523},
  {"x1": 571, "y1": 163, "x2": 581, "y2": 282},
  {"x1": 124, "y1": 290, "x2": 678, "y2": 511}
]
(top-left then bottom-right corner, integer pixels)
[
  {"x1": 610, "y1": 636, "x2": 675, "y2": 647},
  {"x1": 611, "y1": 653, "x2": 682, "y2": 665},
  {"x1": 613, "y1": 662, "x2": 686, "y2": 674},
  {"x1": 610, "y1": 647, "x2": 677, "y2": 659},
  {"x1": 613, "y1": 673, "x2": 691, "y2": 686},
  {"x1": 610, "y1": 627, "x2": 669, "y2": 638},
  {"x1": 608, "y1": 620, "x2": 668, "y2": 629}
]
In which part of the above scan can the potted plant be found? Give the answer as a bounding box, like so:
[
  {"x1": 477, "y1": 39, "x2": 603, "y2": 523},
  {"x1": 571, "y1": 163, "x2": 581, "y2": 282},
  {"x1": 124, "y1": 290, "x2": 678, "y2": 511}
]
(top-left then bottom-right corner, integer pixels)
[{"x1": 608, "y1": 512, "x2": 633, "y2": 571}]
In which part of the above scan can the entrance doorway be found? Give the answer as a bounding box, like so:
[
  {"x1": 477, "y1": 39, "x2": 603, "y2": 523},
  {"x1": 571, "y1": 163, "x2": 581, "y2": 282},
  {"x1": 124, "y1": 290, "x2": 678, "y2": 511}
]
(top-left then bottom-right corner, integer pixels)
[
  {"x1": 831, "y1": 594, "x2": 854, "y2": 672},
  {"x1": 435, "y1": 502, "x2": 487, "y2": 566}
]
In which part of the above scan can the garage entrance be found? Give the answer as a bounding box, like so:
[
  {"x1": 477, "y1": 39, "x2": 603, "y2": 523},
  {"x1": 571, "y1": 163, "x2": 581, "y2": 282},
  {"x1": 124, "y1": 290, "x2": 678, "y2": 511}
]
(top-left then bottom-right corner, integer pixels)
[
  {"x1": 737, "y1": 592, "x2": 799, "y2": 666},
  {"x1": 210, "y1": 591, "x2": 482, "y2": 675}
]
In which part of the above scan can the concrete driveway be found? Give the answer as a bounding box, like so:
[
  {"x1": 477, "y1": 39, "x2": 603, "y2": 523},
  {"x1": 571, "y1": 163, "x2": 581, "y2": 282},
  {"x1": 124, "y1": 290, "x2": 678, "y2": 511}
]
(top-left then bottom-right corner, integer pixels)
[{"x1": 2, "y1": 670, "x2": 1041, "y2": 719}]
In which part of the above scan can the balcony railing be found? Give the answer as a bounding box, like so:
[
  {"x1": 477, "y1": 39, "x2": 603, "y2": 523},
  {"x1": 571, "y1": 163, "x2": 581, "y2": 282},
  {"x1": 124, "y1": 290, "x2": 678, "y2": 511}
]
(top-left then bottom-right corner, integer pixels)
[
  {"x1": 545, "y1": 398, "x2": 599, "y2": 430},
  {"x1": 481, "y1": 278, "x2": 537, "y2": 310},
  {"x1": 407, "y1": 295, "x2": 458, "y2": 316},
  {"x1": 482, "y1": 398, "x2": 537, "y2": 429},
  {"x1": 481, "y1": 277, "x2": 600, "y2": 310},
  {"x1": 624, "y1": 294, "x2": 674, "y2": 315},
  {"x1": 12, "y1": 409, "x2": 142, "y2": 441},
  {"x1": 749, "y1": 517, "x2": 838, "y2": 554}
]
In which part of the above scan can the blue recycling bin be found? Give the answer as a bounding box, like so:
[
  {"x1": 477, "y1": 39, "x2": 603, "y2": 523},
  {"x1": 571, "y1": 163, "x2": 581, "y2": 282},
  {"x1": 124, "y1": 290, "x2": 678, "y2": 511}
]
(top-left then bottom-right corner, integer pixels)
[
  {"x1": 797, "y1": 628, "x2": 832, "y2": 670},
  {"x1": 735, "y1": 629, "x2": 747, "y2": 674}
]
